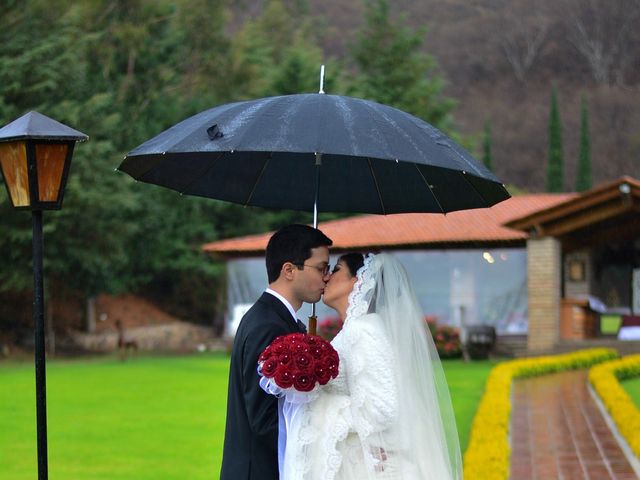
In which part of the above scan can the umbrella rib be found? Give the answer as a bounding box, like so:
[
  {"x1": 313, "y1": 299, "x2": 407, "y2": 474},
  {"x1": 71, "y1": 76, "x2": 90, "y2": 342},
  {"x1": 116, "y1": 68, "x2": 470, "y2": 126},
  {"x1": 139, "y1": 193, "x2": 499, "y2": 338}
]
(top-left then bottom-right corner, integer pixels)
[
  {"x1": 177, "y1": 151, "x2": 226, "y2": 194},
  {"x1": 245, "y1": 155, "x2": 271, "y2": 206},
  {"x1": 414, "y1": 163, "x2": 446, "y2": 214},
  {"x1": 367, "y1": 157, "x2": 386, "y2": 215},
  {"x1": 458, "y1": 170, "x2": 491, "y2": 207}
]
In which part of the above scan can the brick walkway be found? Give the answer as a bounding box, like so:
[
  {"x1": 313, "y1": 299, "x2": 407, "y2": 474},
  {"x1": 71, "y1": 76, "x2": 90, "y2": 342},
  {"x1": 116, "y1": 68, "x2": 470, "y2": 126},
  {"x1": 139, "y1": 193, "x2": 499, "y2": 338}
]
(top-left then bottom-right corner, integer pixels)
[{"x1": 510, "y1": 370, "x2": 638, "y2": 480}]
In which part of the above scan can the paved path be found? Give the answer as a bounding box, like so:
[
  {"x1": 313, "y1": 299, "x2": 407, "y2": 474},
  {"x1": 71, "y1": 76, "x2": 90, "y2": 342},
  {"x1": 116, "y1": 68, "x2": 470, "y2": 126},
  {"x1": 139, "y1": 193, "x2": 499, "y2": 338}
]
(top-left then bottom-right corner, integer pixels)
[{"x1": 510, "y1": 370, "x2": 638, "y2": 480}]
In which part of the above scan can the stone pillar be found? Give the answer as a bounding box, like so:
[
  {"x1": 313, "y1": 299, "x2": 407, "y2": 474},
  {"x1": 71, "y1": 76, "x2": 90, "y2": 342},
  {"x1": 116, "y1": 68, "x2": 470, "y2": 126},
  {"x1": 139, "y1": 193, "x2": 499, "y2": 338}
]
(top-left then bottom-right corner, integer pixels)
[{"x1": 527, "y1": 236, "x2": 561, "y2": 352}]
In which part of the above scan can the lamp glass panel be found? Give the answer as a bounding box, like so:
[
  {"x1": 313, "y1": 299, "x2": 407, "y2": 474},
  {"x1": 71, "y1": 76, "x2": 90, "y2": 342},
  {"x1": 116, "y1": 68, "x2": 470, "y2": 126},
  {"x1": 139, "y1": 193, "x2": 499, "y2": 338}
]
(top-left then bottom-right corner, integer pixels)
[
  {"x1": 0, "y1": 141, "x2": 30, "y2": 207},
  {"x1": 36, "y1": 143, "x2": 68, "y2": 202}
]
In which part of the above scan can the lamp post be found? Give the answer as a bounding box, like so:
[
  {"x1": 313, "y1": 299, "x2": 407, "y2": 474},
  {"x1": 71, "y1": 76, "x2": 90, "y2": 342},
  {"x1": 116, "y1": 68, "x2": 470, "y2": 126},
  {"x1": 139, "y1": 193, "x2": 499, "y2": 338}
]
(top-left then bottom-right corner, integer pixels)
[{"x1": 0, "y1": 111, "x2": 87, "y2": 480}]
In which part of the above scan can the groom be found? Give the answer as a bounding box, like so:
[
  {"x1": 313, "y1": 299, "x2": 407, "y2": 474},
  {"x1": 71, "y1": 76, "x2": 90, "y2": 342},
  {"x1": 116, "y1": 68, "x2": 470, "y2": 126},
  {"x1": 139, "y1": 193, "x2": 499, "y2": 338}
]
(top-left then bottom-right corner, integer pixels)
[{"x1": 220, "y1": 224, "x2": 332, "y2": 480}]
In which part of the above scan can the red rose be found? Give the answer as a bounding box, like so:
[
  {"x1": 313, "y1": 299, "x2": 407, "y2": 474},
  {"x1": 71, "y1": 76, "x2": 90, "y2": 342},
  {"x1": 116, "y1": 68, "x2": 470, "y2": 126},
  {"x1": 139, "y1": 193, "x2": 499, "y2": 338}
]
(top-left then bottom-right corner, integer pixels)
[
  {"x1": 309, "y1": 345, "x2": 323, "y2": 359},
  {"x1": 314, "y1": 363, "x2": 332, "y2": 385},
  {"x1": 294, "y1": 352, "x2": 313, "y2": 373},
  {"x1": 325, "y1": 357, "x2": 339, "y2": 378},
  {"x1": 279, "y1": 353, "x2": 292, "y2": 365},
  {"x1": 327, "y1": 351, "x2": 339, "y2": 367},
  {"x1": 274, "y1": 368, "x2": 294, "y2": 389},
  {"x1": 293, "y1": 373, "x2": 317, "y2": 392},
  {"x1": 258, "y1": 345, "x2": 274, "y2": 362},
  {"x1": 292, "y1": 342, "x2": 308, "y2": 354},
  {"x1": 274, "y1": 343, "x2": 291, "y2": 355},
  {"x1": 261, "y1": 358, "x2": 278, "y2": 377}
]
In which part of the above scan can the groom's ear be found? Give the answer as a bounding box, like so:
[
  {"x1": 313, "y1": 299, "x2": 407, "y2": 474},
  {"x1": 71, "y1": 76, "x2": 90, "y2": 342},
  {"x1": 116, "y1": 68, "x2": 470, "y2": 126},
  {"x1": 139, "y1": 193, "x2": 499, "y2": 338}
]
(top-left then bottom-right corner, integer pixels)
[{"x1": 281, "y1": 262, "x2": 296, "y2": 281}]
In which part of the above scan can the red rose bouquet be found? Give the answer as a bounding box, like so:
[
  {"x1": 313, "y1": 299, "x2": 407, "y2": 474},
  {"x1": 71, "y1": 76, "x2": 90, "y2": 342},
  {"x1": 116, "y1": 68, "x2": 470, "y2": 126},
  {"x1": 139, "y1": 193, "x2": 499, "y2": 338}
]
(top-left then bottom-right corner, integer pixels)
[{"x1": 258, "y1": 333, "x2": 339, "y2": 394}]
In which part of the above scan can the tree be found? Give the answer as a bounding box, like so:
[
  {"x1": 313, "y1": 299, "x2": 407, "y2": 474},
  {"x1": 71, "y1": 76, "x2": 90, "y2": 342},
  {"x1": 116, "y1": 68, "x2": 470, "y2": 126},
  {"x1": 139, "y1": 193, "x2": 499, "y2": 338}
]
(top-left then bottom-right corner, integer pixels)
[
  {"x1": 482, "y1": 121, "x2": 493, "y2": 171},
  {"x1": 0, "y1": 0, "x2": 236, "y2": 329},
  {"x1": 349, "y1": 0, "x2": 455, "y2": 132},
  {"x1": 171, "y1": 0, "x2": 238, "y2": 108},
  {"x1": 564, "y1": 0, "x2": 640, "y2": 86},
  {"x1": 546, "y1": 87, "x2": 564, "y2": 192},
  {"x1": 575, "y1": 94, "x2": 592, "y2": 192},
  {"x1": 499, "y1": 4, "x2": 549, "y2": 83},
  {"x1": 230, "y1": 0, "x2": 339, "y2": 98}
]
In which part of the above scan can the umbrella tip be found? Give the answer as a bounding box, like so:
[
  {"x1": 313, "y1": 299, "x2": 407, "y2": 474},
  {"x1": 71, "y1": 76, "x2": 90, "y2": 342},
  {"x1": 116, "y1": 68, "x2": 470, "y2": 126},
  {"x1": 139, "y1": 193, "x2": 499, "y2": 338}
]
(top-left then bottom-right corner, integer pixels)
[{"x1": 319, "y1": 65, "x2": 325, "y2": 94}]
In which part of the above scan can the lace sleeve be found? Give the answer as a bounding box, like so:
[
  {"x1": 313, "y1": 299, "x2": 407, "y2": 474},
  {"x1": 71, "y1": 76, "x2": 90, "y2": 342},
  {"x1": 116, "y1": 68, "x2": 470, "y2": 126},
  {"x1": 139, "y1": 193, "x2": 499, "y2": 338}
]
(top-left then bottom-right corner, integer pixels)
[{"x1": 343, "y1": 315, "x2": 398, "y2": 438}]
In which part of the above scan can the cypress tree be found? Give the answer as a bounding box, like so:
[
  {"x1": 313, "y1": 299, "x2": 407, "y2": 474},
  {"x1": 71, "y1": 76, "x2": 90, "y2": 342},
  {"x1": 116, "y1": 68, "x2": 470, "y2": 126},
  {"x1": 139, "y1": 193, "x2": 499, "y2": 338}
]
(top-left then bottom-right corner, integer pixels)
[
  {"x1": 482, "y1": 121, "x2": 493, "y2": 171},
  {"x1": 546, "y1": 86, "x2": 564, "y2": 192},
  {"x1": 575, "y1": 94, "x2": 592, "y2": 192}
]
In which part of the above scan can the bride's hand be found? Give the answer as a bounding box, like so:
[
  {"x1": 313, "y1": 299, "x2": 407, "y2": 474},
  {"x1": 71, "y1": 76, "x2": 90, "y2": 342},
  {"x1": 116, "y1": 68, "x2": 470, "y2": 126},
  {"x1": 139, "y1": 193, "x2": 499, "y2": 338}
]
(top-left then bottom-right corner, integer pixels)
[{"x1": 370, "y1": 446, "x2": 387, "y2": 472}]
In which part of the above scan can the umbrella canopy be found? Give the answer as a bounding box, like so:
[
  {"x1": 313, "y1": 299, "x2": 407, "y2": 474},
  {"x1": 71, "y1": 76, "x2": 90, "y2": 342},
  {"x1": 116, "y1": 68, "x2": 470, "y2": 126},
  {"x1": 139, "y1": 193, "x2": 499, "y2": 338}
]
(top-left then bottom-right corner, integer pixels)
[{"x1": 118, "y1": 94, "x2": 509, "y2": 214}]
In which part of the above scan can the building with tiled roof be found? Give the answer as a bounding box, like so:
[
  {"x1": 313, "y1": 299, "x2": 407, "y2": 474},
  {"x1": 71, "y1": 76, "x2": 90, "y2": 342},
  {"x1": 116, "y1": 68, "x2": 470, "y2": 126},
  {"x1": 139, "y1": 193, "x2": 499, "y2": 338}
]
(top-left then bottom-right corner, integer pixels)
[
  {"x1": 203, "y1": 193, "x2": 575, "y2": 254},
  {"x1": 206, "y1": 177, "x2": 640, "y2": 355}
]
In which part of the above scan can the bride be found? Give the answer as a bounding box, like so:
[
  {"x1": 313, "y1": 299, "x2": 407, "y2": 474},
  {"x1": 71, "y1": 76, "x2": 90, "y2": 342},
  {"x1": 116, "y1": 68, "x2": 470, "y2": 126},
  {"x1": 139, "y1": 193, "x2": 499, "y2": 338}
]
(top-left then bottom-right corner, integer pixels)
[{"x1": 282, "y1": 253, "x2": 463, "y2": 479}]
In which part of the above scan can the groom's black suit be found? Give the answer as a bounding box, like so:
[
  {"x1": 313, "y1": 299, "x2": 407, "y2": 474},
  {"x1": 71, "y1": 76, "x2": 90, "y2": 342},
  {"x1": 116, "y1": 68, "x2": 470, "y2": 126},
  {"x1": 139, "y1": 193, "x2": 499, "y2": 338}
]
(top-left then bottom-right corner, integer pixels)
[{"x1": 220, "y1": 292, "x2": 305, "y2": 480}]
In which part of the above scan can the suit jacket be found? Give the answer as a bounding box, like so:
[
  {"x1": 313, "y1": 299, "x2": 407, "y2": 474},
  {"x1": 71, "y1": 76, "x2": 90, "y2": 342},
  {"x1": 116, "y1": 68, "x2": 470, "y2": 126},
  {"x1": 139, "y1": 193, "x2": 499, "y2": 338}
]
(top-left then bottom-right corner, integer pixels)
[{"x1": 220, "y1": 292, "x2": 304, "y2": 480}]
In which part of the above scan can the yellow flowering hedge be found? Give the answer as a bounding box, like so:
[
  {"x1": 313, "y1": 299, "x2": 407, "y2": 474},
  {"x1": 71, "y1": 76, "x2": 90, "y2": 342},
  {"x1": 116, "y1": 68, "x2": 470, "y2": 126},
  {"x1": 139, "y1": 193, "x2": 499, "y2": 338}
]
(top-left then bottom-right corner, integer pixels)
[
  {"x1": 463, "y1": 348, "x2": 618, "y2": 480},
  {"x1": 589, "y1": 354, "x2": 640, "y2": 458}
]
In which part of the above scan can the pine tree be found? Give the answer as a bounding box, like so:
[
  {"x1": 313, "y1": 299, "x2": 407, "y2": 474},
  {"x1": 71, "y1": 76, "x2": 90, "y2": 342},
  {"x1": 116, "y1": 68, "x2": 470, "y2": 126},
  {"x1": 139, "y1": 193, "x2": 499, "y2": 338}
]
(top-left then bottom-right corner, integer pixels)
[
  {"x1": 231, "y1": 0, "x2": 334, "y2": 98},
  {"x1": 547, "y1": 86, "x2": 564, "y2": 192},
  {"x1": 482, "y1": 121, "x2": 493, "y2": 171},
  {"x1": 349, "y1": 0, "x2": 454, "y2": 131},
  {"x1": 575, "y1": 94, "x2": 592, "y2": 192}
]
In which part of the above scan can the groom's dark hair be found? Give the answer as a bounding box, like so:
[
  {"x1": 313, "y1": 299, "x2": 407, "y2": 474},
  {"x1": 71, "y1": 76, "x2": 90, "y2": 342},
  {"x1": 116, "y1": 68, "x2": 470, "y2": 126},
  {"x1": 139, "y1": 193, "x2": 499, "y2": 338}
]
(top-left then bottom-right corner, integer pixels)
[{"x1": 266, "y1": 224, "x2": 333, "y2": 283}]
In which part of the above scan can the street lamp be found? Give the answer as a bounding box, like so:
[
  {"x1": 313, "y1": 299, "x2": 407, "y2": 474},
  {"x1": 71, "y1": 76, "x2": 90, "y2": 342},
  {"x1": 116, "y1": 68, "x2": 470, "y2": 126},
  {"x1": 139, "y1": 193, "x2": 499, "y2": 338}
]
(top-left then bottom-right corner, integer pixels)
[{"x1": 0, "y1": 111, "x2": 87, "y2": 480}]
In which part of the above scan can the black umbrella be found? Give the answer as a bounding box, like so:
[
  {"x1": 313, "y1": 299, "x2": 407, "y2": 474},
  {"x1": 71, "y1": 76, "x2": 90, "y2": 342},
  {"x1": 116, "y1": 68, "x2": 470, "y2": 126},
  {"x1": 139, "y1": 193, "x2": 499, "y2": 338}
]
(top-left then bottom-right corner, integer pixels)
[
  {"x1": 118, "y1": 90, "x2": 510, "y2": 332},
  {"x1": 119, "y1": 94, "x2": 509, "y2": 215}
]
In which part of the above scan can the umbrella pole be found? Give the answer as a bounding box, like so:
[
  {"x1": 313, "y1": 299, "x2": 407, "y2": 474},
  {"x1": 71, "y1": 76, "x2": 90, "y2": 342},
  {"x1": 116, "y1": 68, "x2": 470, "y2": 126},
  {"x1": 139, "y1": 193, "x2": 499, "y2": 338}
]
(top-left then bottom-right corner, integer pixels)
[{"x1": 309, "y1": 153, "x2": 322, "y2": 335}]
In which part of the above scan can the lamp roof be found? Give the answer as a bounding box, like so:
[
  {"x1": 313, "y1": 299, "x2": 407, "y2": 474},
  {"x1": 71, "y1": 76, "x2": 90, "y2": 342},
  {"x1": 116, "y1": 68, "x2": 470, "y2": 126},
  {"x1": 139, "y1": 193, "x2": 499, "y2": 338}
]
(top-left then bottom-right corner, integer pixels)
[{"x1": 0, "y1": 111, "x2": 88, "y2": 142}]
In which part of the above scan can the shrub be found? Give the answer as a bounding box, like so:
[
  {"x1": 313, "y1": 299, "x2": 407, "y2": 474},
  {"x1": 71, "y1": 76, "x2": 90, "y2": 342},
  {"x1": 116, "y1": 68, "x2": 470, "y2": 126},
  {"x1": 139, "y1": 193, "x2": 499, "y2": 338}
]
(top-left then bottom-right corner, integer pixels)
[
  {"x1": 317, "y1": 316, "x2": 344, "y2": 341},
  {"x1": 589, "y1": 354, "x2": 640, "y2": 458},
  {"x1": 426, "y1": 316, "x2": 462, "y2": 359}
]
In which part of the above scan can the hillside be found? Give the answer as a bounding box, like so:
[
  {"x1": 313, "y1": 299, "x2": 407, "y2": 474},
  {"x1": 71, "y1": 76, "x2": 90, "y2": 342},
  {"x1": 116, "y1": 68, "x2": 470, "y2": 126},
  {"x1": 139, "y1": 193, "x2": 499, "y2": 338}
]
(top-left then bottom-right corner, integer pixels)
[{"x1": 242, "y1": 0, "x2": 640, "y2": 191}]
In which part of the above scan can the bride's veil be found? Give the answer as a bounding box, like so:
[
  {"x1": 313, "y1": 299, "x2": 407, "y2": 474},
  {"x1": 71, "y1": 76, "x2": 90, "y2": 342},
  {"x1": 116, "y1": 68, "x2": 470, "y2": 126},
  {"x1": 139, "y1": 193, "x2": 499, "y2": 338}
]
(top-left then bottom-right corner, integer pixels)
[{"x1": 349, "y1": 253, "x2": 463, "y2": 480}]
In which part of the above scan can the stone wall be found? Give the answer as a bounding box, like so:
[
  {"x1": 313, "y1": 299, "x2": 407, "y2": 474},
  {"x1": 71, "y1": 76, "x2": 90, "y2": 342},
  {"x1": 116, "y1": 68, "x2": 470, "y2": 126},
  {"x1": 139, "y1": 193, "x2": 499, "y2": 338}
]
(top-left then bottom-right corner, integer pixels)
[{"x1": 68, "y1": 321, "x2": 223, "y2": 352}]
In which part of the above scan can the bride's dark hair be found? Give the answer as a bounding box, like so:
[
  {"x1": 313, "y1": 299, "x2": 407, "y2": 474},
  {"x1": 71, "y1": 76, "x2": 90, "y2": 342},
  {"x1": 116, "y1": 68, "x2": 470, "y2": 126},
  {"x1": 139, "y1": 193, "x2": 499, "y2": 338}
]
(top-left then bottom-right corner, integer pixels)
[{"x1": 339, "y1": 252, "x2": 364, "y2": 277}]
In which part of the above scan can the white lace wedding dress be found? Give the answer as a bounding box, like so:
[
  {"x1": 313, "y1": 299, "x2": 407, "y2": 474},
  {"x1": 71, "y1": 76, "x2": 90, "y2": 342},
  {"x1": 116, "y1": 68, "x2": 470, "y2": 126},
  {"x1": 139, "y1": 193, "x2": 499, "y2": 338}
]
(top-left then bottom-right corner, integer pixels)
[
  {"x1": 284, "y1": 312, "x2": 406, "y2": 479},
  {"x1": 283, "y1": 254, "x2": 462, "y2": 480}
]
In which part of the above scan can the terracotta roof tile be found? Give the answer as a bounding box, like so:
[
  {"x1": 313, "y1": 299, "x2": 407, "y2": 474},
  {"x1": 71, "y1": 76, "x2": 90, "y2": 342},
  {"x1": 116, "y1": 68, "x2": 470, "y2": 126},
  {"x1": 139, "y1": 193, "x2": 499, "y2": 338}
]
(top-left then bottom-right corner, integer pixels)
[{"x1": 203, "y1": 193, "x2": 576, "y2": 255}]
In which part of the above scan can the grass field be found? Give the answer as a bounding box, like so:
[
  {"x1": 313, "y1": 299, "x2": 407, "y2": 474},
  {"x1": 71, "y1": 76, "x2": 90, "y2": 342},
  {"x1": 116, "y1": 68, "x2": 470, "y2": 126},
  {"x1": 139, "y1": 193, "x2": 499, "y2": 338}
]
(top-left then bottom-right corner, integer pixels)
[
  {"x1": 0, "y1": 353, "x2": 494, "y2": 479},
  {"x1": 623, "y1": 376, "x2": 640, "y2": 409}
]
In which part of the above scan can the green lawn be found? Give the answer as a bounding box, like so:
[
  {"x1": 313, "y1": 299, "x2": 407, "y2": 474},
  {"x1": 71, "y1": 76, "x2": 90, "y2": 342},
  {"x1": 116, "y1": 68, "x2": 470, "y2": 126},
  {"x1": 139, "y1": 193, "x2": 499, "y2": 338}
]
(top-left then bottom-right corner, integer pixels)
[
  {"x1": 443, "y1": 359, "x2": 496, "y2": 450},
  {"x1": 0, "y1": 354, "x2": 494, "y2": 479},
  {"x1": 622, "y1": 376, "x2": 640, "y2": 409}
]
